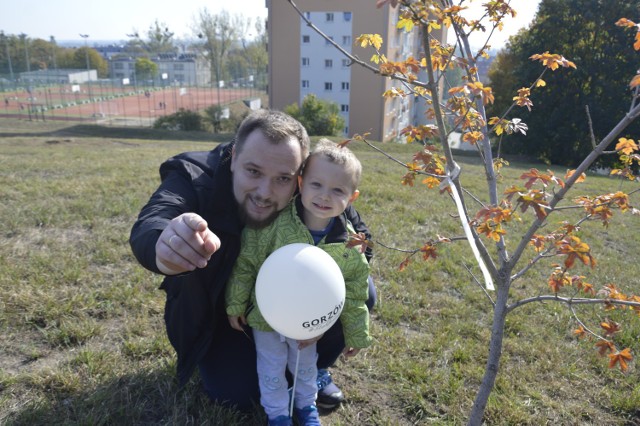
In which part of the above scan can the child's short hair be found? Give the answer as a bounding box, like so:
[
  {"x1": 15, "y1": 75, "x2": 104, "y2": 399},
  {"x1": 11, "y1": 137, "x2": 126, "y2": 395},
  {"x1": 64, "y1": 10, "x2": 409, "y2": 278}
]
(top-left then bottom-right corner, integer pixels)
[{"x1": 304, "y1": 138, "x2": 362, "y2": 190}]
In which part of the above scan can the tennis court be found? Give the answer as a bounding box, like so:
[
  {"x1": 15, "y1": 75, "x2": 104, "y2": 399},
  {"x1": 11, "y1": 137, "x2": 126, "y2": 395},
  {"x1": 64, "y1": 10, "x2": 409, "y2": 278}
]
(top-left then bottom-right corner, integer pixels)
[{"x1": 1, "y1": 83, "x2": 260, "y2": 126}]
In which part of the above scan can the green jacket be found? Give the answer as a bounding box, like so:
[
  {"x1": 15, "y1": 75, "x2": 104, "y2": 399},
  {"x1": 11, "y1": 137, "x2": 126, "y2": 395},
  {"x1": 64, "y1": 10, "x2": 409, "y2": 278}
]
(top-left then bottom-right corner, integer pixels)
[{"x1": 225, "y1": 197, "x2": 372, "y2": 349}]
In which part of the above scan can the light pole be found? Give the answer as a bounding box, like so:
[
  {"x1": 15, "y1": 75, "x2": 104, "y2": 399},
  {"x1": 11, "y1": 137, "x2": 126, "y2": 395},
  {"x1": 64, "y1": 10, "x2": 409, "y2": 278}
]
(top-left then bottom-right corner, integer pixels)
[
  {"x1": 198, "y1": 31, "x2": 222, "y2": 131},
  {"x1": 49, "y1": 36, "x2": 58, "y2": 72},
  {"x1": 79, "y1": 34, "x2": 90, "y2": 74},
  {"x1": 19, "y1": 33, "x2": 30, "y2": 73},
  {"x1": 80, "y1": 34, "x2": 95, "y2": 117},
  {"x1": 241, "y1": 36, "x2": 254, "y2": 99}
]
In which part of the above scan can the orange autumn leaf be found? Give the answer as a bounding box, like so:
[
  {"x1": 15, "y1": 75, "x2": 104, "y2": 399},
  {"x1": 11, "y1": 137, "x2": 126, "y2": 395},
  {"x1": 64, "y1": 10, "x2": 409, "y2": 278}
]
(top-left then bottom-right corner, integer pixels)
[
  {"x1": 346, "y1": 232, "x2": 372, "y2": 254},
  {"x1": 462, "y1": 131, "x2": 484, "y2": 145},
  {"x1": 600, "y1": 320, "x2": 621, "y2": 336},
  {"x1": 615, "y1": 137, "x2": 638, "y2": 155},
  {"x1": 574, "y1": 325, "x2": 586, "y2": 339},
  {"x1": 420, "y1": 243, "x2": 438, "y2": 260},
  {"x1": 422, "y1": 176, "x2": 441, "y2": 188},
  {"x1": 608, "y1": 348, "x2": 633, "y2": 372},
  {"x1": 530, "y1": 51, "x2": 577, "y2": 70},
  {"x1": 556, "y1": 236, "x2": 596, "y2": 269},
  {"x1": 548, "y1": 270, "x2": 570, "y2": 293},
  {"x1": 399, "y1": 257, "x2": 411, "y2": 271},
  {"x1": 595, "y1": 339, "x2": 615, "y2": 356},
  {"x1": 615, "y1": 18, "x2": 637, "y2": 28},
  {"x1": 529, "y1": 234, "x2": 546, "y2": 252},
  {"x1": 565, "y1": 169, "x2": 586, "y2": 183}
]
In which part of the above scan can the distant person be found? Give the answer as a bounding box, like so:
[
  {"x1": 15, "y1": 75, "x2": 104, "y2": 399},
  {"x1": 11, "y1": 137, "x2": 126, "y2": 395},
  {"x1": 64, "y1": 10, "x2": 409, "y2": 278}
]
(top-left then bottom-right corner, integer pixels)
[
  {"x1": 130, "y1": 110, "x2": 376, "y2": 411},
  {"x1": 225, "y1": 139, "x2": 372, "y2": 425}
]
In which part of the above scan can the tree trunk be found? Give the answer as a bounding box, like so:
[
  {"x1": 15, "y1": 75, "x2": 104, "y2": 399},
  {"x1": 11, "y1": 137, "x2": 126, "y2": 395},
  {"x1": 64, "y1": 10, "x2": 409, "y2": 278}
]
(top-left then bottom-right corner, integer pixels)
[{"x1": 467, "y1": 281, "x2": 510, "y2": 425}]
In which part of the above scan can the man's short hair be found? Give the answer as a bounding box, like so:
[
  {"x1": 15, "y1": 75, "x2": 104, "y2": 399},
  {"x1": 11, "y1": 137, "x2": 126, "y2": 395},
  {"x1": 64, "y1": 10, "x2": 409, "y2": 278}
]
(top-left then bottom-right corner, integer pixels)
[
  {"x1": 235, "y1": 109, "x2": 310, "y2": 159},
  {"x1": 304, "y1": 138, "x2": 362, "y2": 190}
]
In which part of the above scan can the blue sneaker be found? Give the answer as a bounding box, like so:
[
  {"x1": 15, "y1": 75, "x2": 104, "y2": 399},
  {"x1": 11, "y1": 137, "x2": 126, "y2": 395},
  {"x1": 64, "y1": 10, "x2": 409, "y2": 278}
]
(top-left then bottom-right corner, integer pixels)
[
  {"x1": 267, "y1": 415, "x2": 292, "y2": 426},
  {"x1": 316, "y1": 369, "x2": 344, "y2": 410},
  {"x1": 294, "y1": 405, "x2": 321, "y2": 426}
]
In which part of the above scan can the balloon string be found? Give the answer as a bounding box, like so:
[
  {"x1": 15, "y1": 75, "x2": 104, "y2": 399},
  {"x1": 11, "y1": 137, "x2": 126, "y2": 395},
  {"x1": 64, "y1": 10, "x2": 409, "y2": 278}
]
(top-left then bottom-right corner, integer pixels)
[
  {"x1": 443, "y1": 170, "x2": 495, "y2": 291},
  {"x1": 290, "y1": 348, "x2": 301, "y2": 417}
]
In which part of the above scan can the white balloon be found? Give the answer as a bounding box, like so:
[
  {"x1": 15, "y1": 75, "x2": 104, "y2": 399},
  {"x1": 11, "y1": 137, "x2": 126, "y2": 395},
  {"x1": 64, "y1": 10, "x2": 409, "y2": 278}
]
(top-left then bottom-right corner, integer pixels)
[{"x1": 255, "y1": 243, "x2": 346, "y2": 340}]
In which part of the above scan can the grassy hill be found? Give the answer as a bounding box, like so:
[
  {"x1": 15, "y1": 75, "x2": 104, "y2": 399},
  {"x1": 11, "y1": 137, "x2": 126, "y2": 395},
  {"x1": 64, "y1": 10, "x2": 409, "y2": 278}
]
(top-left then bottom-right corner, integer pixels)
[{"x1": 1, "y1": 119, "x2": 638, "y2": 425}]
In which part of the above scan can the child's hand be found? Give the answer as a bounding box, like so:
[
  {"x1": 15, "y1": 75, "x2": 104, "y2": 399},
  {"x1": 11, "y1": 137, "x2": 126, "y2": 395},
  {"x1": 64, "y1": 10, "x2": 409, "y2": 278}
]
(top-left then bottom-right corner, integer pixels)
[
  {"x1": 228, "y1": 315, "x2": 247, "y2": 331},
  {"x1": 342, "y1": 347, "x2": 361, "y2": 358}
]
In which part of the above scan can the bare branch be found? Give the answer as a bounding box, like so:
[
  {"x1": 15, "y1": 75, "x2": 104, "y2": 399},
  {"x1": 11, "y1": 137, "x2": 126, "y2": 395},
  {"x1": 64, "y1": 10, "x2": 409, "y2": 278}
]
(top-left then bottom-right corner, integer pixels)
[
  {"x1": 507, "y1": 294, "x2": 640, "y2": 313},
  {"x1": 463, "y1": 263, "x2": 496, "y2": 307}
]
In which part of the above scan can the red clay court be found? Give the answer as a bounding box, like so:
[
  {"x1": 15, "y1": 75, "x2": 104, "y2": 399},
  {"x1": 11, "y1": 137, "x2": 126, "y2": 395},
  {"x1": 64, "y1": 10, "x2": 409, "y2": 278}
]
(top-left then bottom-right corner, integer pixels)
[{"x1": 1, "y1": 83, "x2": 261, "y2": 126}]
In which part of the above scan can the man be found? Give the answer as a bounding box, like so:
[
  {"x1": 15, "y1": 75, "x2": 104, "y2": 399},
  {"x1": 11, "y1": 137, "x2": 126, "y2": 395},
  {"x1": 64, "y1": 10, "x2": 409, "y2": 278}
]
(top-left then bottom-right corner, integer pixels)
[{"x1": 130, "y1": 109, "x2": 375, "y2": 410}]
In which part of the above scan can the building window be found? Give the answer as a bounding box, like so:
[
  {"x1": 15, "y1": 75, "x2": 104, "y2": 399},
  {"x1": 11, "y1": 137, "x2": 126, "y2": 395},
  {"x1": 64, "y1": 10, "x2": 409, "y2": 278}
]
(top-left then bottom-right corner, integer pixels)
[
  {"x1": 305, "y1": 12, "x2": 311, "y2": 20},
  {"x1": 341, "y1": 104, "x2": 349, "y2": 112},
  {"x1": 174, "y1": 64, "x2": 184, "y2": 70},
  {"x1": 326, "y1": 13, "x2": 334, "y2": 22},
  {"x1": 342, "y1": 35, "x2": 351, "y2": 46},
  {"x1": 341, "y1": 82, "x2": 350, "y2": 90},
  {"x1": 302, "y1": 80, "x2": 309, "y2": 88},
  {"x1": 324, "y1": 82, "x2": 333, "y2": 91},
  {"x1": 341, "y1": 59, "x2": 350, "y2": 68},
  {"x1": 343, "y1": 12, "x2": 352, "y2": 22},
  {"x1": 325, "y1": 59, "x2": 333, "y2": 68},
  {"x1": 114, "y1": 63, "x2": 123, "y2": 69},
  {"x1": 302, "y1": 35, "x2": 310, "y2": 43},
  {"x1": 302, "y1": 57, "x2": 310, "y2": 66},
  {"x1": 344, "y1": 126, "x2": 349, "y2": 134},
  {"x1": 325, "y1": 36, "x2": 334, "y2": 46}
]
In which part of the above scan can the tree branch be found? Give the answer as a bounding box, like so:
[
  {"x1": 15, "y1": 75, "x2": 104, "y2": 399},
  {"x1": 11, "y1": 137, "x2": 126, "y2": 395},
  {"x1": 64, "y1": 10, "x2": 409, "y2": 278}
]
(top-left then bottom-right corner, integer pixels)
[{"x1": 507, "y1": 294, "x2": 640, "y2": 313}]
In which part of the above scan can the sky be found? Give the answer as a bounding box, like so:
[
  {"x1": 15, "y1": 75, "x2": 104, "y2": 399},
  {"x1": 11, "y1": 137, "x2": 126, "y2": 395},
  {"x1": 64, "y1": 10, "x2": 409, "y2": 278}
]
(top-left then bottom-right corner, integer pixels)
[
  {"x1": 458, "y1": 0, "x2": 542, "y2": 49},
  {"x1": 0, "y1": 0, "x2": 269, "y2": 42},
  {"x1": 0, "y1": 0, "x2": 540, "y2": 46}
]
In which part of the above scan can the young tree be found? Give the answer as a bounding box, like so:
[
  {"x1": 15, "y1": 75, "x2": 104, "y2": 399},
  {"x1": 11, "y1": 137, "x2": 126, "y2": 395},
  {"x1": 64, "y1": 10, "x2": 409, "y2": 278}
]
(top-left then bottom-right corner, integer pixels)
[
  {"x1": 284, "y1": 94, "x2": 346, "y2": 136},
  {"x1": 286, "y1": 0, "x2": 640, "y2": 424}
]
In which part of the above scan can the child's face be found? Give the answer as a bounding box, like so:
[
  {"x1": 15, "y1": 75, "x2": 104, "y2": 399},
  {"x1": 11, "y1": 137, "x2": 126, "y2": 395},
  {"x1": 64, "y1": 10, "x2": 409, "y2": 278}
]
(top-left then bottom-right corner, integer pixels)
[{"x1": 299, "y1": 156, "x2": 357, "y2": 221}]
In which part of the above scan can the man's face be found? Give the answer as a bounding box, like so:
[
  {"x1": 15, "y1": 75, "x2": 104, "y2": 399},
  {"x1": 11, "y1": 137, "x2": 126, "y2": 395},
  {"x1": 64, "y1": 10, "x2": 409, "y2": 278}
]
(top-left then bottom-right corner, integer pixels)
[{"x1": 230, "y1": 129, "x2": 303, "y2": 228}]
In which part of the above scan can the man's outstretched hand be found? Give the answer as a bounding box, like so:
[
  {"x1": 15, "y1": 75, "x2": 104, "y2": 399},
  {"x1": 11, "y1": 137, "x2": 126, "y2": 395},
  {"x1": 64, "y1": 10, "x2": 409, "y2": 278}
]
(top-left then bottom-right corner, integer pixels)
[{"x1": 155, "y1": 213, "x2": 221, "y2": 275}]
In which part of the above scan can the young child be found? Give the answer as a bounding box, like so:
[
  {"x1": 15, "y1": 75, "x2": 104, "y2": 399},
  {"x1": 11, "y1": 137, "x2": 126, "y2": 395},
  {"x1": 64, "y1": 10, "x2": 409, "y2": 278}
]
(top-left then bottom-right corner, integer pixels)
[{"x1": 225, "y1": 139, "x2": 372, "y2": 426}]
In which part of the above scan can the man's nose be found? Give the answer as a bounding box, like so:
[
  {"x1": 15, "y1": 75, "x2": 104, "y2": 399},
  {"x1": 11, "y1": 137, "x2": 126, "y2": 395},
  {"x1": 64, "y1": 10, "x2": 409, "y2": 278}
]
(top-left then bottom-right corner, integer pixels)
[{"x1": 255, "y1": 179, "x2": 273, "y2": 198}]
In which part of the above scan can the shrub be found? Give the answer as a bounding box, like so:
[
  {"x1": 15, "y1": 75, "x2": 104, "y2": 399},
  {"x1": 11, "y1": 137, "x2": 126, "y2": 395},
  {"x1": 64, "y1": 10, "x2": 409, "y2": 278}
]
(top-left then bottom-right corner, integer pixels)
[{"x1": 152, "y1": 109, "x2": 204, "y2": 131}]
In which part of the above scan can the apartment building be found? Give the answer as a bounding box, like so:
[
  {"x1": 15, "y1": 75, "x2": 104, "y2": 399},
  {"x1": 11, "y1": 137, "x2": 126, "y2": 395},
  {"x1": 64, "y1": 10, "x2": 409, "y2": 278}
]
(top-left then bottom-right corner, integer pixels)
[
  {"x1": 267, "y1": 0, "x2": 446, "y2": 142},
  {"x1": 109, "y1": 53, "x2": 211, "y2": 87}
]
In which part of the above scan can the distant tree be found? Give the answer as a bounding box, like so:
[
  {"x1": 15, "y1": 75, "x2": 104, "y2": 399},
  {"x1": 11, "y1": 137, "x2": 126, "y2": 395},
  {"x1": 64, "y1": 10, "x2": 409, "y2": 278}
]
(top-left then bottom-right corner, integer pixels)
[
  {"x1": 125, "y1": 20, "x2": 177, "y2": 55},
  {"x1": 243, "y1": 19, "x2": 268, "y2": 89},
  {"x1": 71, "y1": 47, "x2": 108, "y2": 78},
  {"x1": 194, "y1": 9, "x2": 250, "y2": 88},
  {"x1": 487, "y1": 0, "x2": 640, "y2": 167},
  {"x1": 135, "y1": 57, "x2": 158, "y2": 83},
  {"x1": 285, "y1": 94, "x2": 345, "y2": 136}
]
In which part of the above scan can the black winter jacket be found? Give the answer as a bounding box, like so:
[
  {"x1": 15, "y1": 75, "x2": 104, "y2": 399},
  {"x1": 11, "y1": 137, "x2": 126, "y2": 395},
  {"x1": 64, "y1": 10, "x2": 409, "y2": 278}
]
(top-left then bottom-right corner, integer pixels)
[{"x1": 129, "y1": 142, "x2": 372, "y2": 386}]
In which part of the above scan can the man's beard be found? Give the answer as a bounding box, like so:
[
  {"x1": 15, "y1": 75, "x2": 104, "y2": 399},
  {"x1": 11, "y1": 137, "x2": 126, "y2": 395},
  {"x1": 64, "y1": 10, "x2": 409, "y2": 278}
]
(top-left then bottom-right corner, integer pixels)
[{"x1": 237, "y1": 198, "x2": 280, "y2": 229}]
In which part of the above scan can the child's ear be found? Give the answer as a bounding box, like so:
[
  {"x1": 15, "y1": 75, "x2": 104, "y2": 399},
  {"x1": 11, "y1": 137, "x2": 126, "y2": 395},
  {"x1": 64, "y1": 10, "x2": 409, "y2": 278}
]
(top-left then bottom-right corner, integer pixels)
[
  {"x1": 297, "y1": 175, "x2": 303, "y2": 189},
  {"x1": 349, "y1": 189, "x2": 360, "y2": 203}
]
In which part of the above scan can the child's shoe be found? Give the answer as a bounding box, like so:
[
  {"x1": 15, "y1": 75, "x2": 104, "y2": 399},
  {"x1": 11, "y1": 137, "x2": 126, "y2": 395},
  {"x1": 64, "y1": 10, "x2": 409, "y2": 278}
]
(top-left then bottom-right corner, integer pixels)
[
  {"x1": 267, "y1": 415, "x2": 292, "y2": 426},
  {"x1": 294, "y1": 405, "x2": 321, "y2": 426}
]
